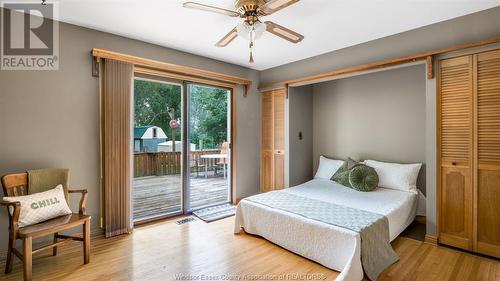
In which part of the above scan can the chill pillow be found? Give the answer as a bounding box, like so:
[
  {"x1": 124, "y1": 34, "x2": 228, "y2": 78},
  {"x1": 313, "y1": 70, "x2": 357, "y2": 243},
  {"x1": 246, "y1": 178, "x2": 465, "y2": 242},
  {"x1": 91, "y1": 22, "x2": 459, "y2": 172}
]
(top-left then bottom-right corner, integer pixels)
[
  {"x1": 3, "y1": 184, "x2": 72, "y2": 227},
  {"x1": 314, "y1": 156, "x2": 344, "y2": 179},
  {"x1": 364, "y1": 160, "x2": 422, "y2": 193}
]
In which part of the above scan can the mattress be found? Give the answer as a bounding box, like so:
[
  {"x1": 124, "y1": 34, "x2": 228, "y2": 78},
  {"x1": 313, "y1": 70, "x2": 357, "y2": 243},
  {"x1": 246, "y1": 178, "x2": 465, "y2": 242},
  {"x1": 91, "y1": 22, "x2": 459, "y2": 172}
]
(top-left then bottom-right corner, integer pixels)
[
  {"x1": 234, "y1": 179, "x2": 417, "y2": 281},
  {"x1": 284, "y1": 179, "x2": 417, "y2": 241}
]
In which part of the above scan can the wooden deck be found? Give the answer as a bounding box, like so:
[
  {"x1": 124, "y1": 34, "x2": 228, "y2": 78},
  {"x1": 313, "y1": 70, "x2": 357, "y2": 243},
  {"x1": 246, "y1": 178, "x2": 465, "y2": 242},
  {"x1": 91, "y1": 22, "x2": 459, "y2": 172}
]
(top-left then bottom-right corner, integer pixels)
[{"x1": 133, "y1": 173, "x2": 228, "y2": 221}]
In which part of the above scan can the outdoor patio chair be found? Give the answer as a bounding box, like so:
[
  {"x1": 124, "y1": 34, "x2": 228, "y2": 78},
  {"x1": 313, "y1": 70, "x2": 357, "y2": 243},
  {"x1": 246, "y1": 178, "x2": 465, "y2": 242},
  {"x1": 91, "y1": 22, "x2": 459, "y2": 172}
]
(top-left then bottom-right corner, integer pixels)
[{"x1": 215, "y1": 142, "x2": 229, "y2": 178}]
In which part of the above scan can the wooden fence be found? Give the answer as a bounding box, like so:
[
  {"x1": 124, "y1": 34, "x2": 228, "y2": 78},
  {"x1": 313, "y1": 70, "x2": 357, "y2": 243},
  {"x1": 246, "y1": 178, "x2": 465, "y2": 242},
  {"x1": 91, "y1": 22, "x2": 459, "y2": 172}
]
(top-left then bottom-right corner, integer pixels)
[{"x1": 133, "y1": 150, "x2": 221, "y2": 177}]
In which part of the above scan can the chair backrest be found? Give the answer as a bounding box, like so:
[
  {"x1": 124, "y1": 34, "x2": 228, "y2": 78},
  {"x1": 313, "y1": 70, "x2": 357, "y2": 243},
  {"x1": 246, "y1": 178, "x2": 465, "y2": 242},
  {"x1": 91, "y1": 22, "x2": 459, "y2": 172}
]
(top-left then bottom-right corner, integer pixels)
[
  {"x1": 1, "y1": 169, "x2": 69, "y2": 201},
  {"x1": 218, "y1": 142, "x2": 229, "y2": 164},
  {"x1": 27, "y1": 168, "x2": 69, "y2": 200},
  {"x1": 220, "y1": 142, "x2": 229, "y2": 155},
  {"x1": 1, "y1": 172, "x2": 28, "y2": 197}
]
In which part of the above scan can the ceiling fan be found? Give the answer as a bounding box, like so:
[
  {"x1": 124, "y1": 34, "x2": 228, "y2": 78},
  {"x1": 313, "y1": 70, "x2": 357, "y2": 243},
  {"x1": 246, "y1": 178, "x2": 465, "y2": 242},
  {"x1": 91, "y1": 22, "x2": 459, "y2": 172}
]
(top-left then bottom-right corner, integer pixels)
[{"x1": 183, "y1": 0, "x2": 304, "y2": 63}]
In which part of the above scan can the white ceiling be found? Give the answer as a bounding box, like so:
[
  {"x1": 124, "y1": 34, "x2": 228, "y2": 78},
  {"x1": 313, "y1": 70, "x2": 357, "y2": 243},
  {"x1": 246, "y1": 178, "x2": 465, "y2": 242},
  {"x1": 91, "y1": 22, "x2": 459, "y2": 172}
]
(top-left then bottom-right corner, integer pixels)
[{"x1": 56, "y1": 0, "x2": 500, "y2": 70}]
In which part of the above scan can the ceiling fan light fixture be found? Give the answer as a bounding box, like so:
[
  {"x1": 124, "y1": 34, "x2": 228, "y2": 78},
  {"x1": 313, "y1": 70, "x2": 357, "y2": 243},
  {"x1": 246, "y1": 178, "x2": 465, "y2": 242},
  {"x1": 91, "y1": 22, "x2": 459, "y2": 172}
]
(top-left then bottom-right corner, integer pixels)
[
  {"x1": 183, "y1": 0, "x2": 304, "y2": 63},
  {"x1": 237, "y1": 21, "x2": 266, "y2": 41}
]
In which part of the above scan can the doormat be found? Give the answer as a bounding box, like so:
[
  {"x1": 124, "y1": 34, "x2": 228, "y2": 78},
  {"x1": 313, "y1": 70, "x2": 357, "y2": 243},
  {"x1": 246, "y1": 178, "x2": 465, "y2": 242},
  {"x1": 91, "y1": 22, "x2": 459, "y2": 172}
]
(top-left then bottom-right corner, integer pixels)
[{"x1": 193, "y1": 203, "x2": 236, "y2": 223}]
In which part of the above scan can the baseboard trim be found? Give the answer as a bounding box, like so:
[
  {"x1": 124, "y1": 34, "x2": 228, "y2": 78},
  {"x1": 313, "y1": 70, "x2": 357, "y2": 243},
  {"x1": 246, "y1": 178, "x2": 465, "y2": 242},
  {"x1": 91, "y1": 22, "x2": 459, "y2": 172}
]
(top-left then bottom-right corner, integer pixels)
[{"x1": 424, "y1": 234, "x2": 438, "y2": 245}]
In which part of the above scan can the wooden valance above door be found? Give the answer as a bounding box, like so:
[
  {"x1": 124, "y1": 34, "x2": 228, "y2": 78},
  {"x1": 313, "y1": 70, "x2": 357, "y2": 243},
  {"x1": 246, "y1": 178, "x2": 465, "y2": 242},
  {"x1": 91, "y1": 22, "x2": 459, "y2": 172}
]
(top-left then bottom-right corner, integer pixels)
[{"x1": 91, "y1": 48, "x2": 252, "y2": 96}]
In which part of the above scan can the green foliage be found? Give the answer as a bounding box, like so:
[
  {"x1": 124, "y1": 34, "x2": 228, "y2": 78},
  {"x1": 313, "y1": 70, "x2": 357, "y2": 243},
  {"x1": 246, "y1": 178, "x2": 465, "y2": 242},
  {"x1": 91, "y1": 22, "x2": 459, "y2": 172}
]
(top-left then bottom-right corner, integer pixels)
[
  {"x1": 134, "y1": 80, "x2": 228, "y2": 150},
  {"x1": 134, "y1": 79, "x2": 182, "y2": 141},
  {"x1": 189, "y1": 85, "x2": 228, "y2": 149}
]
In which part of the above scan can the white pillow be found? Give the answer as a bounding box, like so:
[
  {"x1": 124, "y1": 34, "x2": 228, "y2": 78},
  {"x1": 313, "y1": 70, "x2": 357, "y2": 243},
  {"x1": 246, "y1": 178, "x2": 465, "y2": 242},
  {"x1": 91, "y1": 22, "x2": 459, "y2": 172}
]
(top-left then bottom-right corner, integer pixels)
[
  {"x1": 364, "y1": 160, "x2": 422, "y2": 193},
  {"x1": 3, "y1": 184, "x2": 72, "y2": 227},
  {"x1": 314, "y1": 156, "x2": 345, "y2": 179}
]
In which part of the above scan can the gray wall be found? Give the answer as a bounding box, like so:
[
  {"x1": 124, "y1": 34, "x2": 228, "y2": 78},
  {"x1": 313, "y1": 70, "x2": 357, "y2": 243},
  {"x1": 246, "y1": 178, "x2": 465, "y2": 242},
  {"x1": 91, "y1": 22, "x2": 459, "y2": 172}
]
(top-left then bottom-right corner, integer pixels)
[
  {"x1": 0, "y1": 14, "x2": 260, "y2": 251},
  {"x1": 287, "y1": 86, "x2": 314, "y2": 186},
  {"x1": 312, "y1": 65, "x2": 427, "y2": 192}
]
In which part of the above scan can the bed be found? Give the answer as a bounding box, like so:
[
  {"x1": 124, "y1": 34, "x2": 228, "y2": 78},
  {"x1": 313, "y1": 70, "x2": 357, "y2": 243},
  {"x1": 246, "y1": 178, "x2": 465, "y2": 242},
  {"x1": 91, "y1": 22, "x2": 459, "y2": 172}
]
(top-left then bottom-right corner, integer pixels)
[{"x1": 234, "y1": 179, "x2": 417, "y2": 281}]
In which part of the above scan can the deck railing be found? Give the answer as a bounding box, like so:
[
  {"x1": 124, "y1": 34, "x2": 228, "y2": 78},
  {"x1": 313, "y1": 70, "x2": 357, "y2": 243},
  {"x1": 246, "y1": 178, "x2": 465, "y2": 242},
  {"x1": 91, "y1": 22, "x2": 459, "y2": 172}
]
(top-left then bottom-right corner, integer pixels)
[{"x1": 133, "y1": 150, "x2": 221, "y2": 177}]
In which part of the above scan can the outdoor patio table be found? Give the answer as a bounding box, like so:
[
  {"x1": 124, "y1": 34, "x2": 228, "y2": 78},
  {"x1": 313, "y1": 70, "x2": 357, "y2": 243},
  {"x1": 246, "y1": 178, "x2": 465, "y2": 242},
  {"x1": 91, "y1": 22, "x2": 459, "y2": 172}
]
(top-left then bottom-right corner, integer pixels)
[{"x1": 200, "y1": 154, "x2": 228, "y2": 179}]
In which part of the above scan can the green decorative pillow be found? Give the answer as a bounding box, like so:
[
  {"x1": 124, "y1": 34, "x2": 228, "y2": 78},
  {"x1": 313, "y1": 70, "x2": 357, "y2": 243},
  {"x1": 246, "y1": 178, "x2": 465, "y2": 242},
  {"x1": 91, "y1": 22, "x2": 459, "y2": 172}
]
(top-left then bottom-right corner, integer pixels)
[
  {"x1": 349, "y1": 165, "x2": 379, "y2": 192},
  {"x1": 331, "y1": 158, "x2": 360, "y2": 188},
  {"x1": 331, "y1": 157, "x2": 379, "y2": 191}
]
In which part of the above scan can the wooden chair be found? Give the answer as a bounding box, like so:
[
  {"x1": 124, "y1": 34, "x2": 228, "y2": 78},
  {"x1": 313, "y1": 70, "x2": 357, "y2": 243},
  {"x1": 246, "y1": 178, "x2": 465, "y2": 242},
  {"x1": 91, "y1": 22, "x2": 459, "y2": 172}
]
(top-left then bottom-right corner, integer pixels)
[
  {"x1": 215, "y1": 142, "x2": 229, "y2": 178},
  {"x1": 0, "y1": 172, "x2": 91, "y2": 281}
]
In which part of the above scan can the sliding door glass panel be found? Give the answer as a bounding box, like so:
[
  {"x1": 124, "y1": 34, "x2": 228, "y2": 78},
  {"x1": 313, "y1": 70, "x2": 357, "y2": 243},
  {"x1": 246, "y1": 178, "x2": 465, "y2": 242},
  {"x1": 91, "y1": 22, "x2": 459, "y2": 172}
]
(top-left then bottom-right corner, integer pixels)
[
  {"x1": 132, "y1": 78, "x2": 183, "y2": 222},
  {"x1": 187, "y1": 84, "x2": 231, "y2": 211}
]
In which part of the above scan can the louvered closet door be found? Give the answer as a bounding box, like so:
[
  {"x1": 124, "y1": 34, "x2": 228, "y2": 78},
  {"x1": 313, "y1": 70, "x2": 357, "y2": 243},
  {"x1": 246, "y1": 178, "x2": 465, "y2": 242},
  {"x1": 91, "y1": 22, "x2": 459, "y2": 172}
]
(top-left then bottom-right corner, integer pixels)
[
  {"x1": 273, "y1": 90, "x2": 286, "y2": 190},
  {"x1": 261, "y1": 91, "x2": 274, "y2": 192},
  {"x1": 438, "y1": 55, "x2": 474, "y2": 250},
  {"x1": 475, "y1": 49, "x2": 500, "y2": 258}
]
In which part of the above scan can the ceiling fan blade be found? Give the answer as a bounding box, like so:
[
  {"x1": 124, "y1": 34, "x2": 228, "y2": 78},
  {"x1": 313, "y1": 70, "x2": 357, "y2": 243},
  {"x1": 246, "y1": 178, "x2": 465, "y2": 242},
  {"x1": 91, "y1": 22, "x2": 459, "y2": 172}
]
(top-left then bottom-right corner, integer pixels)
[
  {"x1": 265, "y1": 21, "x2": 304, "y2": 43},
  {"x1": 215, "y1": 27, "x2": 238, "y2": 47},
  {"x1": 183, "y1": 2, "x2": 240, "y2": 17},
  {"x1": 262, "y1": 0, "x2": 299, "y2": 15}
]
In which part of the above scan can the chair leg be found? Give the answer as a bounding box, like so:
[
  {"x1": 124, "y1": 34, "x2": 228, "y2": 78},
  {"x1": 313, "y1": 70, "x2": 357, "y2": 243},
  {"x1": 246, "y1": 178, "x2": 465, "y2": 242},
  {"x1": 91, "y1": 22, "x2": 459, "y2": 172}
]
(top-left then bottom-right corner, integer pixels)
[
  {"x1": 53, "y1": 232, "x2": 58, "y2": 256},
  {"x1": 83, "y1": 220, "x2": 90, "y2": 264},
  {"x1": 4, "y1": 236, "x2": 14, "y2": 274},
  {"x1": 23, "y1": 237, "x2": 32, "y2": 281}
]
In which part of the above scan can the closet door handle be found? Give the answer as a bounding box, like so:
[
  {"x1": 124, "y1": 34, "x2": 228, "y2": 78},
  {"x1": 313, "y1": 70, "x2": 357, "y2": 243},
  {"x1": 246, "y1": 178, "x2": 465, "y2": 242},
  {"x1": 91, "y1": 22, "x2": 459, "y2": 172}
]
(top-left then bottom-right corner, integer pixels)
[{"x1": 452, "y1": 162, "x2": 457, "y2": 166}]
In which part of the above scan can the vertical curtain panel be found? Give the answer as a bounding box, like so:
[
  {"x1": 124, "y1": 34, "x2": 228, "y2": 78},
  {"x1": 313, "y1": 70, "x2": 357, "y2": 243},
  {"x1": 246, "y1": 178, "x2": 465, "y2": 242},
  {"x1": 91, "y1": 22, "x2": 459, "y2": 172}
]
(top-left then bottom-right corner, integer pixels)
[{"x1": 102, "y1": 59, "x2": 133, "y2": 237}]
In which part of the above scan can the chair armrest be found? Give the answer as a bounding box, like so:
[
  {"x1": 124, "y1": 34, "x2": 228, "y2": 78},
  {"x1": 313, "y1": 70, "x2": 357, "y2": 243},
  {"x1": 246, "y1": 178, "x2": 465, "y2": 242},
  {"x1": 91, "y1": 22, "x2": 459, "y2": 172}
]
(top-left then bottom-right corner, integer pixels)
[
  {"x1": 0, "y1": 200, "x2": 20, "y2": 207},
  {"x1": 68, "y1": 189, "x2": 88, "y2": 215},
  {"x1": 0, "y1": 200, "x2": 21, "y2": 232}
]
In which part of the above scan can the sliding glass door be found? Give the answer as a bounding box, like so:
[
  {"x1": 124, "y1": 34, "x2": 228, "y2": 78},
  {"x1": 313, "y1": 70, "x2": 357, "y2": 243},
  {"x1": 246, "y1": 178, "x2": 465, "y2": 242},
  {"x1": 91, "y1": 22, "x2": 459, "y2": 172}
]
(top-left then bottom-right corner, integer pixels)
[
  {"x1": 132, "y1": 78, "x2": 183, "y2": 222},
  {"x1": 132, "y1": 78, "x2": 232, "y2": 222},
  {"x1": 186, "y1": 83, "x2": 231, "y2": 211}
]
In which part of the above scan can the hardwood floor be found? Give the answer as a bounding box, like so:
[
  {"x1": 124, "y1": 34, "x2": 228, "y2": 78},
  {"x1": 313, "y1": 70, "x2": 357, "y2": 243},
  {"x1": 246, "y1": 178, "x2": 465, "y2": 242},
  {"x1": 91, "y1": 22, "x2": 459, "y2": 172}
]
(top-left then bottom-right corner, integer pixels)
[
  {"x1": 1, "y1": 217, "x2": 499, "y2": 281},
  {"x1": 133, "y1": 174, "x2": 228, "y2": 221}
]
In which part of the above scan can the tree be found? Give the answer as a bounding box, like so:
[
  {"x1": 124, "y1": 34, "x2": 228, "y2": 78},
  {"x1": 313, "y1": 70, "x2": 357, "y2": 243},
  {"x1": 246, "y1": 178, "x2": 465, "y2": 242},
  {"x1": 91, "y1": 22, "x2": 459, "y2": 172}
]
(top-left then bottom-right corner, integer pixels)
[
  {"x1": 134, "y1": 80, "x2": 229, "y2": 150},
  {"x1": 189, "y1": 85, "x2": 228, "y2": 149},
  {"x1": 134, "y1": 80, "x2": 181, "y2": 142}
]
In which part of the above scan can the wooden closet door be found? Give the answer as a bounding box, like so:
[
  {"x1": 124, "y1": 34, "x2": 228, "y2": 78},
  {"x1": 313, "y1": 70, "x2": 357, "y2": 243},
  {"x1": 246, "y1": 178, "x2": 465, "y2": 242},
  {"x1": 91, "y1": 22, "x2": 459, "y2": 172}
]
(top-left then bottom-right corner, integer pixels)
[
  {"x1": 273, "y1": 90, "x2": 286, "y2": 190},
  {"x1": 261, "y1": 91, "x2": 274, "y2": 192},
  {"x1": 475, "y1": 49, "x2": 500, "y2": 258},
  {"x1": 438, "y1": 55, "x2": 474, "y2": 250}
]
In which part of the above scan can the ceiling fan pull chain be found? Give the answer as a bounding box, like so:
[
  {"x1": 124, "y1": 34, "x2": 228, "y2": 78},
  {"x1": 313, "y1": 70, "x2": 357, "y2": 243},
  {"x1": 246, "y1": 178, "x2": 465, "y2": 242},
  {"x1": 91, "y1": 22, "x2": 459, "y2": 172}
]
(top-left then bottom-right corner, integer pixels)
[{"x1": 249, "y1": 41, "x2": 254, "y2": 63}]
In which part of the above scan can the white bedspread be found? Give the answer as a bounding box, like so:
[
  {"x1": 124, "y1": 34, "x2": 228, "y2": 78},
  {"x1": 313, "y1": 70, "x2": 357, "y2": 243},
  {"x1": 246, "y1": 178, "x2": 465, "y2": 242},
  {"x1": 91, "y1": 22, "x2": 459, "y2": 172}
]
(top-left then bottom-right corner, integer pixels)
[{"x1": 234, "y1": 179, "x2": 417, "y2": 281}]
